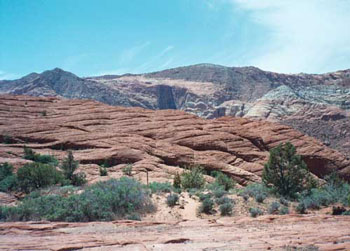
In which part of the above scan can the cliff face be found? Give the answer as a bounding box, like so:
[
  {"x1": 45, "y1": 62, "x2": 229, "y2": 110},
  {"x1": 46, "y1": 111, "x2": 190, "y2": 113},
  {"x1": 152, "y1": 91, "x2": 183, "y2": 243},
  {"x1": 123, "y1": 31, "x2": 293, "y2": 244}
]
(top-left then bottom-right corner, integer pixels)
[
  {"x1": 1, "y1": 95, "x2": 349, "y2": 185},
  {"x1": 1, "y1": 64, "x2": 350, "y2": 156}
]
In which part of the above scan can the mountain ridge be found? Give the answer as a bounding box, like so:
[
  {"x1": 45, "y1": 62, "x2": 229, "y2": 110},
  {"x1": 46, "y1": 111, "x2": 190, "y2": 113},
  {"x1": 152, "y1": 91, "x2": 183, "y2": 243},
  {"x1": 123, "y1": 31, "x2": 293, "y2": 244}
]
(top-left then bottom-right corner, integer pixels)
[{"x1": 1, "y1": 64, "x2": 350, "y2": 156}]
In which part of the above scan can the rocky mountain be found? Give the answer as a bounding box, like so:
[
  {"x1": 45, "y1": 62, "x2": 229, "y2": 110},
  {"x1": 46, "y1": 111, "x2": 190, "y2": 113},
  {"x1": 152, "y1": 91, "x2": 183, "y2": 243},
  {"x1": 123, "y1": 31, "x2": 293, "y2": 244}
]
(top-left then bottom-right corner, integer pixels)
[
  {"x1": 1, "y1": 95, "x2": 349, "y2": 185},
  {"x1": 1, "y1": 64, "x2": 350, "y2": 156}
]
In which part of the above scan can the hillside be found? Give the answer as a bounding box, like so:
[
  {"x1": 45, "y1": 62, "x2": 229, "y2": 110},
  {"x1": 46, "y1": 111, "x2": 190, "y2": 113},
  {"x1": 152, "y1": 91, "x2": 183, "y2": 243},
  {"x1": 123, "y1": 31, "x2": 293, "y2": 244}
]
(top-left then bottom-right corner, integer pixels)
[
  {"x1": 1, "y1": 95, "x2": 349, "y2": 184},
  {"x1": 1, "y1": 64, "x2": 350, "y2": 156}
]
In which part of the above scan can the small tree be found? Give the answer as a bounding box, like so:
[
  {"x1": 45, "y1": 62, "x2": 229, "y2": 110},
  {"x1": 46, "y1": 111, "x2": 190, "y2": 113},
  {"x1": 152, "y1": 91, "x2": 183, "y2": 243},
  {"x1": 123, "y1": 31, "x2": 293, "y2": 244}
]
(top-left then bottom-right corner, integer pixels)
[
  {"x1": 181, "y1": 166, "x2": 205, "y2": 189},
  {"x1": 60, "y1": 151, "x2": 78, "y2": 180},
  {"x1": 173, "y1": 172, "x2": 181, "y2": 189},
  {"x1": 262, "y1": 142, "x2": 312, "y2": 197},
  {"x1": 60, "y1": 151, "x2": 86, "y2": 186}
]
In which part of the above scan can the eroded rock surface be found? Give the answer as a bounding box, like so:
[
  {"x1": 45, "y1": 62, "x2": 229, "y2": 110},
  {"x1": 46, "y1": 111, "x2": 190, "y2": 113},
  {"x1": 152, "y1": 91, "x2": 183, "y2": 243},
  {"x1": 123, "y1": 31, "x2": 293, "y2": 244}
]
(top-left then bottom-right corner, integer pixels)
[
  {"x1": 1, "y1": 64, "x2": 350, "y2": 156},
  {"x1": 1, "y1": 215, "x2": 349, "y2": 250},
  {"x1": 0, "y1": 95, "x2": 349, "y2": 184}
]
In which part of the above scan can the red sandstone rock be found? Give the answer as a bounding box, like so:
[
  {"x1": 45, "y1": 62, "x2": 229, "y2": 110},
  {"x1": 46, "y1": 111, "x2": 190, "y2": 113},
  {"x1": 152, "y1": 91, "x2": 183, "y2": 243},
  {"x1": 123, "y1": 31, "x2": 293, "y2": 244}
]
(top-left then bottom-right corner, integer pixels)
[{"x1": 0, "y1": 95, "x2": 349, "y2": 185}]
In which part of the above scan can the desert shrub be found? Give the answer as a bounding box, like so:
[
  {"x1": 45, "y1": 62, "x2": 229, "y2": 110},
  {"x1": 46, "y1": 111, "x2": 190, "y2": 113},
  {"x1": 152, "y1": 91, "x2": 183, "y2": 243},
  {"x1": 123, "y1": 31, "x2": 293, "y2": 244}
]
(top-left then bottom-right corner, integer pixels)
[
  {"x1": 279, "y1": 197, "x2": 290, "y2": 207},
  {"x1": 188, "y1": 188, "x2": 201, "y2": 197},
  {"x1": 343, "y1": 210, "x2": 350, "y2": 216},
  {"x1": 0, "y1": 177, "x2": 154, "y2": 222},
  {"x1": 126, "y1": 213, "x2": 141, "y2": 221},
  {"x1": 99, "y1": 166, "x2": 108, "y2": 176},
  {"x1": 166, "y1": 193, "x2": 179, "y2": 207},
  {"x1": 212, "y1": 187, "x2": 227, "y2": 198},
  {"x1": 181, "y1": 166, "x2": 205, "y2": 189},
  {"x1": 262, "y1": 142, "x2": 315, "y2": 198},
  {"x1": 268, "y1": 202, "x2": 280, "y2": 214},
  {"x1": 298, "y1": 173, "x2": 350, "y2": 210},
  {"x1": 17, "y1": 163, "x2": 63, "y2": 193},
  {"x1": 2, "y1": 134, "x2": 13, "y2": 144},
  {"x1": 216, "y1": 196, "x2": 234, "y2": 205},
  {"x1": 214, "y1": 172, "x2": 235, "y2": 191},
  {"x1": 0, "y1": 175, "x2": 18, "y2": 192},
  {"x1": 122, "y1": 164, "x2": 133, "y2": 176},
  {"x1": 249, "y1": 207, "x2": 263, "y2": 218},
  {"x1": 148, "y1": 182, "x2": 173, "y2": 194},
  {"x1": 279, "y1": 206, "x2": 289, "y2": 215},
  {"x1": 173, "y1": 172, "x2": 181, "y2": 189},
  {"x1": 240, "y1": 183, "x2": 268, "y2": 203},
  {"x1": 219, "y1": 202, "x2": 233, "y2": 216},
  {"x1": 296, "y1": 202, "x2": 307, "y2": 214},
  {"x1": 23, "y1": 146, "x2": 58, "y2": 166},
  {"x1": 199, "y1": 193, "x2": 212, "y2": 201},
  {"x1": 0, "y1": 162, "x2": 13, "y2": 180},
  {"x1": 0, "y1": 163, "x2": 18, "y2": 192},
  {"x1": 199, "y1": 198, "x2": 214, "y2": 214},
  {"x1": 70, "y1": 172, "x2": 87, "y2": 186},
  {"x1": 60, "y1": 151, "x2": 86, "y2": 186}
]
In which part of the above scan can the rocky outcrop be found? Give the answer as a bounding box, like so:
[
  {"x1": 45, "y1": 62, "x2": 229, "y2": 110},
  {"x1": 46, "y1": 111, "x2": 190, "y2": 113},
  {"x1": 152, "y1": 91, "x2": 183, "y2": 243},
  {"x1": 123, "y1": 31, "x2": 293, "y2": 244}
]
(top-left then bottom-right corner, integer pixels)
[
  {"x1": 1, "y1": 215, "x2": 350, "y2": 250},
  {"x1": 0, "y1": 95, "x2": 349, "y2": 185}
]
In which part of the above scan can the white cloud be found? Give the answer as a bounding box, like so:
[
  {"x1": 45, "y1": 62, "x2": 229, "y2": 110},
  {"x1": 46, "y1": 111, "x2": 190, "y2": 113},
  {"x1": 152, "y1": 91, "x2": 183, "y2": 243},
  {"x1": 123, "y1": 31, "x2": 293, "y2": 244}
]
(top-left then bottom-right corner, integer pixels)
[
  {"x1": 231, "y1": 0, "x2": 350, "y2": 73},
  {"x1": 0, "y1": 70, "x2": 18, "y2": 80},
  {"x1": 118, "y1": 41, "x2": 150, "y2": 65}
]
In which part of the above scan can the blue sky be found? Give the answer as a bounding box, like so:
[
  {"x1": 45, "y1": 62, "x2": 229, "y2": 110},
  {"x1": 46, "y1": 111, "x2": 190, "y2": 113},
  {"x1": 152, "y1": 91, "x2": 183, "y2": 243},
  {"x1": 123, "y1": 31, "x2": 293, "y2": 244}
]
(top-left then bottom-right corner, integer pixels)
[{"x1": 1, "y1": 0, "x2": 350, "y2": 79}]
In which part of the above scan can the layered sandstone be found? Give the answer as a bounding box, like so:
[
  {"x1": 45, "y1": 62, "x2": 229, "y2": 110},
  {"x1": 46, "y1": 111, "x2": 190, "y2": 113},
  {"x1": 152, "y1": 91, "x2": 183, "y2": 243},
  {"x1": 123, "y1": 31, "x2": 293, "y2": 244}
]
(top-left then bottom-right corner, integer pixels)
[
  {"x1": 0, "y1": 95, "x2": 349, "y2": 185},
  {"x1": 1, "y1": 64, "x2": 350, "y2": 156}
]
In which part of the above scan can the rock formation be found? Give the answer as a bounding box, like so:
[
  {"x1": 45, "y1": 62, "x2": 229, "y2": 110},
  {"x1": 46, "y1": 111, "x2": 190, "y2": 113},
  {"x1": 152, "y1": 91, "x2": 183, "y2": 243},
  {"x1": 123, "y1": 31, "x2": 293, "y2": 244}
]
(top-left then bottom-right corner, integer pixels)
[
  {"x1": 1, "y1": 64, "x2": 350, "y2": 156},
  {"x1": 0, "y1": 95, "x2": 349, "y2": 185}
]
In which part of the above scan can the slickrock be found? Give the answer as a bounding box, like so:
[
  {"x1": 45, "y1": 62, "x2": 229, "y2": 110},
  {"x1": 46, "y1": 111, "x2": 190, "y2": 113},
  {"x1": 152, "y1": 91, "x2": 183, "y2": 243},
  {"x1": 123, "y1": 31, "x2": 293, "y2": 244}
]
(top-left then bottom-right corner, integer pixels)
[
  {"x1": 0, "y1": 95, "x2": 349, "y2": 184},
  {"x1": 0, "y1": 215, "x2": 349, "y2": 250},
  {"x1": 2, "y1": 64, "x2": 350, "y2": 156}
]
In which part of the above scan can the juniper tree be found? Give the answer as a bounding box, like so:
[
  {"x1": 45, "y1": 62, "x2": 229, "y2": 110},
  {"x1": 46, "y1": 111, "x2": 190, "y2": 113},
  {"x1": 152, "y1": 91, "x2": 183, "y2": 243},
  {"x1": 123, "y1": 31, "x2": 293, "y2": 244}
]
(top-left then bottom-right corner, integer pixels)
[{"x1": 262, "y1": 142, "x2": 313, "y2": 197}]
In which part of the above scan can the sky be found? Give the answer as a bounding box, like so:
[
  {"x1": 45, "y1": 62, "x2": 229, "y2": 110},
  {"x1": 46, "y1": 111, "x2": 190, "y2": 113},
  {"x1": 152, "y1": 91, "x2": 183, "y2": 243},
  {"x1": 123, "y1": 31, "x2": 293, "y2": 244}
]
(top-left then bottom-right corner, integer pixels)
[{"x1": 1, "y1": 0, "x2": 350, "y2": 79}]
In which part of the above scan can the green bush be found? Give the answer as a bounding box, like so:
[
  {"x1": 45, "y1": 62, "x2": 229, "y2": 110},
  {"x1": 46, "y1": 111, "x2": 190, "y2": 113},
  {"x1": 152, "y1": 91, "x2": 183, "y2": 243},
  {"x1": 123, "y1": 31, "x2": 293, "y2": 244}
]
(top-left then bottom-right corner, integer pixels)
[
  {"x1": 216, "y1": 196, "x2": 234, "y2": 205},
  {"x1": 214, "y1": 172, "x2": 235, "y2": 191},
  {"x1": 0, "y1": 177, "x2": 154, "y2": 222},
  {"x1": 199, "y1": 193, "x2": 212, "y2": 201},
  {"x1": 181, "y1": 166, "x2": 205, "y2": 189},
  {"x1": 279, "y1": 197, "x2": 290, "y2": 207},
  {"x1": 240, "y1": 183, "x2": 269, "y2": 203},
  {"x1": 212, "y1": 187, "x2": 227, "y2": 198},
  {"x1": 219, "y1": 202, "x2": 233, "y2": 216},
  {"x1": 17, "y1": 163, "x2": 63, "y2": 193},
  {"x1": 23, "y1": 146, "x2": 58, "y2": 166},
  {"x1": 0, "y1": 175, "x2": 18, "y2": 192},
  {"x1": 126, "y1": 213, "x2": 141, "y2": 221},
  {"x1": 122, "y1": 164, "x2": 133, "y2": 176},
  {"x1": 298, "y1": 174, "x2": 350, "y2": 210},
  {"x1": 279, "y1": 206, "x2": 289, "y2": 215},
  {"x1": 148, "y1": 182, "x2": 173, "y2": 194},
  {"x1": 166, "y1": 193, "x2": 179, "y2": 207},
  {"x1": 99, "y1": 166, "x2": 108, "y2": 176},
  {"x1": 0, "y1": 163, "x2": 17, "y2": 192},
  {"x1": 60, "y1": 151, "x2": 86, "y2": 186},
  {"x1": 173, "y1": 172, "x2": 181, "y2": 189},
  {"x1": 268, "y1": 202, "x2": 280, "y2": 214},
  {"x1": 296, "y1": 202, "x2": 307, "y2": 214},
  {"x1": 249, "y1": 208, "x2": 263, "y2": 218},
  {"x1": 262, "y1": 142, "x2": 315, "y2": 198},
  {"x1": 199, "y1": 198, "x2": 214, "y2": 214},
  {"x1": 0, "y1": 162, "x2": 13, "y2": 180}
]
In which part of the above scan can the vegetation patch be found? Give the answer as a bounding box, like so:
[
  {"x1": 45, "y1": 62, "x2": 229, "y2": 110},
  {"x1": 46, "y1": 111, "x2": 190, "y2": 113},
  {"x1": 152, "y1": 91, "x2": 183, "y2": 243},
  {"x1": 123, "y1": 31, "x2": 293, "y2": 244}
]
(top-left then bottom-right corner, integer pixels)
[
  {"x1": 0, "y1": 177, "x2": 154, "y2": 222},
  {"x1": 166, "y1": 193, "x2": 179, "y2": 207},
  {"x1": 148, "y1": 182, "x2": 173, "y2": 194},
  {"x1": 180, "y1": 166, "x2": 205, "y2": 190}
]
